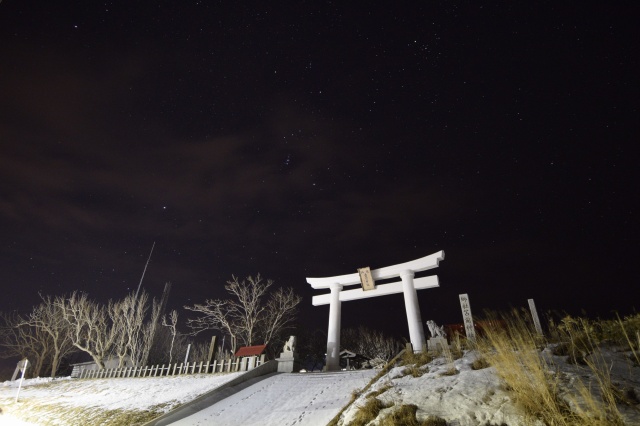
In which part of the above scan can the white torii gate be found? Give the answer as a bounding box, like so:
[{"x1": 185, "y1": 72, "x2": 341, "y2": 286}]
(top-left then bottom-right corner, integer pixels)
[{"x1": 307, "y1": 250, "x2": 445, "y2": 371}]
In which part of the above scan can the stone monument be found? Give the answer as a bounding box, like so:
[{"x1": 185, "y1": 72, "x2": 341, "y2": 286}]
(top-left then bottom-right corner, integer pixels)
[
  {"x1": 426, "y1": 320, "x2": 448, "y2": 352},
  {"x1": 277, "y1": 335, "x2": 300, "y2": 373}
]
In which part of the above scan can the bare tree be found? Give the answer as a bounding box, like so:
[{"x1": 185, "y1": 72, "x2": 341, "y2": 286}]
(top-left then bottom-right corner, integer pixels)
[
  {"x1": 109, "y1": 290, "x2": 161, "y2": 368},
  {"x1": 0, "y1": 311, "x2": 51, "y2": 377},
  {"x1": 185, "y1": 274, "x2": 301, "y2": 354},
  {"x1": 226, "y1": 274, "x2": 273, "y2": 347},
  {"x1": 341, "y1": 326, "x2": 403, "y2": 362},
  {"x1": 138, "y1": 298, "x2": 161, "y2": 367},
  {"x1": 22, "y1": 295, "x2": 76, "y2": 377},
  {"x1": 262, "y1": 287, "x2": 302, "y2": 345},
  {"x1": 188, "y1": 340, "x2": 211, "y2": 363},
  {"x1": 110, "y1": 292, "x2": 142, "y2": 368},
  {"x1": 161, "y1": 310, "x2": 179, "y2": 364},
  {"x1": 185, "y1": 299, "x2": 241, "y2": 353},
  {"x1": 57, "y1": 292, "x2": 118, "y2": 369}
]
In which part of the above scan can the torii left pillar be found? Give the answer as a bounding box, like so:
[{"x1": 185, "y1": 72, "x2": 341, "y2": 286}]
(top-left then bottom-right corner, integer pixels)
[
  {"x1": 326, "y1": 283, "x2": 343, "y2": 371},
  {"x1": 308, "y1": 250, "x2": 445, "y2": 371}
]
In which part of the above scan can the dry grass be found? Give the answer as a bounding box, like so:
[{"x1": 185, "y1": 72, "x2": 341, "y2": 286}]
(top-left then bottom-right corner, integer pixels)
[
  {"x1": 471, "y1": 356, "x2": 490, "y2": 370},
  {"x1": 327, "y1": 349, "x2": 406, "y2": 426},
  {"x1": 404, "y1": 364, "x2": 429, "y2": 378},
  {"x1": 377, "y1": 403, "x2": 447, "y2": 426},
  {"x1": 401, "y1": 348, "x2": 433, "y2": 367},
  {"x1": 0, "y1": 398, "x2": 164, "y2": 426},
  {"x1": 478, "y1": 310, "x2": 628, "y2": 426},
  {"x1": 399, "y1": 349, "x2": 433, "y2": 378},
  {"x1": 349, "y1": 396, "x2": 391, "y2": 426}
]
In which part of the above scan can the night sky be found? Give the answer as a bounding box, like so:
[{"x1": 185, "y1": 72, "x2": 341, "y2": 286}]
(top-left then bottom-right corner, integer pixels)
[{"x1": 1, "y1": 2, "x2": 638, "y2": 342}]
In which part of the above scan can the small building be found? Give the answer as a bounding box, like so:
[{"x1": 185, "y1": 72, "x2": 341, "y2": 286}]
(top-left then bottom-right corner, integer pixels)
[
  {"x1": 234, "y1": 345, "x2": 268, "y2": 371},
  {"x1": 70, "y1": 356, "x2": 133, "y2": 378},
  {"x1": 340, "y1": 350, "x2": 370, "y2": 370}
]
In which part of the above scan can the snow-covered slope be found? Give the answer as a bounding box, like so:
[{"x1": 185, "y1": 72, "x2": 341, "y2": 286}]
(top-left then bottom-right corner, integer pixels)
[{"x1": 1, "y1": 348, "x2": 639, "y2": 426}]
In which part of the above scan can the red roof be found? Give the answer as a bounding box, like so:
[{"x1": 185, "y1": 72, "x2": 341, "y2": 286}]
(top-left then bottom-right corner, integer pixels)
[{"x1": 234, "y1": 344, "x2": 267, "y2": 357}]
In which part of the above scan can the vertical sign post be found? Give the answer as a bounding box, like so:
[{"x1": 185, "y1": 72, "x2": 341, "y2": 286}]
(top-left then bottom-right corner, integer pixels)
[
  {"x1": 184, "y1": 343, "x2": 191, "y2": 364},
  {"x1": 528, "y1": 299, "x2": 543, "y2": 335},
  {"x1": 459, "y1": 294, "x2": 476, "y2": 343},
  {"x1": 207, "y1": 336, "x2": 217, "y2": 363},
  {"x1": 15, "y1": 358, "x2": 29, "y2": 403}
]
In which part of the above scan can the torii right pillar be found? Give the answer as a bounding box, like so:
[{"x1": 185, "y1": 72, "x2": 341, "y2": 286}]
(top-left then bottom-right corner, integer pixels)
[{"x1": 307, "y1": 250, "x2": 444, "y2": 371}]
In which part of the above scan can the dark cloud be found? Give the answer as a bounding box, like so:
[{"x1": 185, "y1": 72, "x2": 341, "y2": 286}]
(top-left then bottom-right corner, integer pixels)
[{"x1": 0, "y1": 1, "x2": 638, "y2": 343}]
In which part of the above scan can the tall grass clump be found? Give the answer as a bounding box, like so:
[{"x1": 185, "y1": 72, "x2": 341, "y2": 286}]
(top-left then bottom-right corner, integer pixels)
[
  {"x1": 377, "y1": 403, "x2": 447, "y2": 426},
  {"x1": 478, "y1": 309, "x2": 626, "y2": 426},
  {"x1": 327, "y1": 349, "x2": 406, "y2": 426}
]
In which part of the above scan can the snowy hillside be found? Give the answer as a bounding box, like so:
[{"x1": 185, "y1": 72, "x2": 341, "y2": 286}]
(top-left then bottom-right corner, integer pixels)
[{"x1": 2, "y1": 346, "x2": 639, "y2": 426}]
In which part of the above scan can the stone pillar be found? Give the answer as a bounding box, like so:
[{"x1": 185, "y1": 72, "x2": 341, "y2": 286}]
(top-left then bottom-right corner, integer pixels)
[
  {"x1": 400, "y1": 270, "x2": 426, "y2": 352},
  {"x1": 326, "y1": 282, "x2": 343, "y2": 371}
]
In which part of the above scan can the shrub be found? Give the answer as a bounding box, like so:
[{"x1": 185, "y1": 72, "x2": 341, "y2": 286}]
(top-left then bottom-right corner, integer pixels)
[
  {"x1": 479, "y1": 310, "x2": 626, "y2": 426},
  {"x1": 378, "y1": 404, "x2": 447, "y2": 426},
  {"x1": 350, "y1": 397, "x2": 391, "y2": 426},
  {"x1": 471, "y1": 357, "x2": 490, "y2": 370},
  {"x1": 404, "y1": 364, "x2": 428, "y2": 378},
  {"x1": 401, "y1": 349, "x2": 433, "y2": 367}
]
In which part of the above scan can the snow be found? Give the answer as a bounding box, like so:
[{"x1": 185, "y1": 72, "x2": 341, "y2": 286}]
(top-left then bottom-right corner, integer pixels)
[
  {"x1": 171, "y1": 369, "x2": 378, "y2": 426},
  {"x1": 0, "y1": 372, "x2": 243, "y2": 425},
  {"x1": 1, "y1": 349, "x2": 638, "y2": 426},
  {"x1": 341, "y1": 351, "x2": 522, "y2": 426}
]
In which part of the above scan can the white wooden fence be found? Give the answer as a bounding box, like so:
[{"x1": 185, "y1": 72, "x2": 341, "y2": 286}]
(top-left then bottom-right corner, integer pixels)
[{"x1": 73, "y1": 355, "x2": 266, "y2": 379}]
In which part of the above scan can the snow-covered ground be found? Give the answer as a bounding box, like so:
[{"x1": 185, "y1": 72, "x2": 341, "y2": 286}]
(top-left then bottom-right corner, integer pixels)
[
  {"x1": 1, "y1": 348, "x2": 639, "y2": 426},
  {"x1": 171, "y1": 369, "x2": 378, "y2": 426},
  {"x1": 0, "y1": 372, "x2": 244, "y2": 425}
]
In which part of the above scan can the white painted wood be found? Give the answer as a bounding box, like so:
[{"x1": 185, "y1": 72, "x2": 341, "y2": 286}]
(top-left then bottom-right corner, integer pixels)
[
  {"x1": 401, "y1": 271, "x2": 426, "y2": 352},
  {"x1": 307, "y1": 250, "x2": 445, "y2": 289},
  {"x1": 326, "y1": 283, "x2": 343, "y2": 371},
  {"x1": 311, "y1": 275, "x2": 439, "y2": 306},
  {"x1": 308, "y1": 251, "x2": 445, "y2": 370}
]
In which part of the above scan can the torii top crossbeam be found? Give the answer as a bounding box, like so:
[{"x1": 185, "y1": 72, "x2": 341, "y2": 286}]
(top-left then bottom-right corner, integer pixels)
[{"x1": 306, "y1": 251, "x2": 444, "y2": 289}]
